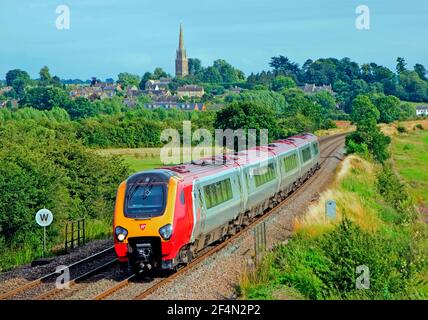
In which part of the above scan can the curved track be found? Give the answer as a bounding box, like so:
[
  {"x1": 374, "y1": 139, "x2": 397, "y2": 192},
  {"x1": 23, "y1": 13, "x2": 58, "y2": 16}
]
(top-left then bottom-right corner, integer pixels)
[
  {"x1": 0, "y1": 246, "x2": 116, "y2": 300},
  {"x1": 93, "y1": 132, "x2": 346, "y2": 300}
]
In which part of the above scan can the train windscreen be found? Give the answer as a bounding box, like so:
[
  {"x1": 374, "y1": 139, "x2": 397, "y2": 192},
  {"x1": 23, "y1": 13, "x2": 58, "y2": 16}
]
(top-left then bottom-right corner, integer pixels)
[{"x1": 125, "y1": 178, "x2": 167, "y2": 218}]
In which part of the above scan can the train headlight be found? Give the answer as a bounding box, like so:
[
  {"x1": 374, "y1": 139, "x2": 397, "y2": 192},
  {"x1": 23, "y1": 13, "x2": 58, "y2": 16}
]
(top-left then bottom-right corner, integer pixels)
[
  {"x1": 115, "y1": 226, "x2": 128, "y2": 242},
  {"x1": 159, "y1": 224, "x2": 172, "y2": 241}
]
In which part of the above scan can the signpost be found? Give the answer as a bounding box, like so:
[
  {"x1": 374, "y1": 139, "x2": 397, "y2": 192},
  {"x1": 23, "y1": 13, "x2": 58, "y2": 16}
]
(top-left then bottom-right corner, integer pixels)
[{"x1": 35, "y1": 209, "x2": 54, "y2": 257}]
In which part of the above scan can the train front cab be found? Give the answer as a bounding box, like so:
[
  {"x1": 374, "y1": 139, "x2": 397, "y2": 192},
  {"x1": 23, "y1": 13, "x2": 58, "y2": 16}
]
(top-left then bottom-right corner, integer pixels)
[{"x1": 113, "y1": 170, "x2": 188, "y2": 272}]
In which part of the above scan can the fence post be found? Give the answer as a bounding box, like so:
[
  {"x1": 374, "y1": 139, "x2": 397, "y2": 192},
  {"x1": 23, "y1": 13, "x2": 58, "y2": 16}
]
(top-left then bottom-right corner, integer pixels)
[
  {"x1": 78, "y1": 220, "x2": 81, "y2": 247},
  {"x1": 71, "y1": 222, "x2": 74, "y2": 250},
  {"x1": 253, "y1": 222, "x2": 267, "y2": 267},
  {"x1": 83, "y1": 219, "x2": 86, "y2": 245},
  {"x1": 65, "y1": 222, "x2": 68, "y2": 253}
]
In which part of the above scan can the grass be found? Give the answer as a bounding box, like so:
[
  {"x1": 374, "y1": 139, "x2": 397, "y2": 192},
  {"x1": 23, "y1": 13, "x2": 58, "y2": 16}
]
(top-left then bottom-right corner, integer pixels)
[
  {"x1": 239, "y1": 130, "x2": 428, "y2": 300},
  {"x1": 97, "y1": 146, "x2": 226, "y2": 173},
  {"x1": 391, "y1": 130, "x2": 428, "y2": 206}
]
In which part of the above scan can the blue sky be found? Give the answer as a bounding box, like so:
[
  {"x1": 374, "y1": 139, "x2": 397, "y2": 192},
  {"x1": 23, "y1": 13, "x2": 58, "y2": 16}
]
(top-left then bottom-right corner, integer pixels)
[{"x1": 0, "y1": 0, "x2": 427, "y2": 80}]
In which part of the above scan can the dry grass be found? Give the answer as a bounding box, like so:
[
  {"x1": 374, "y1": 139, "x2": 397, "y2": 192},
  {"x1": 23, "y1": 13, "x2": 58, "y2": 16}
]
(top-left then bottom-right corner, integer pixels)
[
  {"x1": 293, "y1": 155, "x2": 383, "y2": 237},
  {"x1": 315, "y1": 121, "x2": 355, "y2": 137},
  {"x1": 380, "y1": 119, "x2": 428, "y2": 137}
]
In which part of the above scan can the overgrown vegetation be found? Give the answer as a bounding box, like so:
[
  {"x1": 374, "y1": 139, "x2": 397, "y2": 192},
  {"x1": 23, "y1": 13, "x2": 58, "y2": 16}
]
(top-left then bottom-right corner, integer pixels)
[
  {"x1": 0, "y1": 121, "x2": 130, "y2": 271},
  {"x1": 239, "y1": 131, "x2": 427, "y2": 300}
]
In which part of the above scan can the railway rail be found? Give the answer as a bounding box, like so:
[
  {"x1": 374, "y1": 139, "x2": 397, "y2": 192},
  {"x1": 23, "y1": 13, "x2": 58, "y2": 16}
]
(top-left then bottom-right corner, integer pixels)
[
  {"x1": 93, "y1": 132, "x2": 346, "y2": 300},
  {"x1": 0, "y1": 246, "x2": 116, "y2": 300}
]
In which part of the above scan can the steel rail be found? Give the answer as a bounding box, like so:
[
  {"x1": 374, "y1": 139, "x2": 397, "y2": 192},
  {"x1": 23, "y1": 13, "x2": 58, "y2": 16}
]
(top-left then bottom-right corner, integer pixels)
[
  {"x1": 0, "y1": 245, "x2": 115, "y2": 300},
  {"x1": 32, "y1": 258, "x2": 119, "y2": 300}
]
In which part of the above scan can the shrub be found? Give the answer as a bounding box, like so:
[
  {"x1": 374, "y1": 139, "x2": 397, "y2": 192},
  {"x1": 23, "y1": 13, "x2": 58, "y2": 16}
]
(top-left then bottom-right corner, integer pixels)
[
  {"x1": 376, "y1": 164, "x2": 416, "y2": 224},
  {"x1": 415, "y1": 123, "x2": 424, "y2": 130},
  {"x1": 397, "y1": 125, "x2": 407, "y2": 134}
]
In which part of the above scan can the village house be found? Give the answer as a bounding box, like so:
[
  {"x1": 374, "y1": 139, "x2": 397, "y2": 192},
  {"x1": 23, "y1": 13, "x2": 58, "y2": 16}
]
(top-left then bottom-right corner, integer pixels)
[
  {"x1": 0, "y1": 86, "x2": 13, "y2": 96},
  {"x1": 302, "y1": 83, "x2": 334, "y2": 94},
  {"x1": 416, "y1": 105, "x2": 428, "y2": 116},
  {"x1": 177, "y1": 85, "x2": 205, "y2": 98},
  {"x1": 144, "y1": 102, "x2": 206, "y2": 111},
  {"x1": 145, "y1": 78, "x2": 171, "y2": 93}
]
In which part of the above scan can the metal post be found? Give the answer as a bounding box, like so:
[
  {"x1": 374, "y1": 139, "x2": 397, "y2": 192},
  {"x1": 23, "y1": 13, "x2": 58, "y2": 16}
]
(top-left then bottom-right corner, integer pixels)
[
  {"x1": 65, "y1": 222, "x2": 68, "y2": 253},
  {"x1": 71, "y1": 222, "x2": 74, "y2": 250},
  {"x1": 83, "y1": 219, "x2": 86, "y2": 244},
  {"x1": 78, "y1": 220, "x2": 81, "y2": 247},
  {"x1": 43, "y1": 226, "x2": 46, "y2": 257}
]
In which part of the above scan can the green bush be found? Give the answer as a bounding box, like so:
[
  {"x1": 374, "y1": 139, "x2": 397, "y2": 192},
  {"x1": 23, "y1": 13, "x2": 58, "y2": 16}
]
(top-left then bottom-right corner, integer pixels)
[
  {"x1": 376, "y1": 164, "x2": 416, "y2": 224},
  {"x1": 415, "y1": 123, "x2": 424, "y2": 130},
  {"x1": 397, "y1": 125, "x2": 408, "y2": 134},
  {"x1": 245, "y1": 218, "x2": 425, "y2": 300},
  {"x1": 0, "y1": 121, "x2": 130, "y2": 270}
]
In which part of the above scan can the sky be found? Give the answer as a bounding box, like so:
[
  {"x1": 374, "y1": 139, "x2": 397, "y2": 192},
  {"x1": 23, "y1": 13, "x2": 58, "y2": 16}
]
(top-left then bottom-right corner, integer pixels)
[{"x1": 0, "y1": 0, "x2": 427, "y2": 80}]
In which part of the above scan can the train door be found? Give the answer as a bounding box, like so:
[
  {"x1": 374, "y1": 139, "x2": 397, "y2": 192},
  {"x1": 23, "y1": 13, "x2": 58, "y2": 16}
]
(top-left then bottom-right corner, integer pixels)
[{"x1": 191, "y1": 182, "x2": 206, "y2": 241}]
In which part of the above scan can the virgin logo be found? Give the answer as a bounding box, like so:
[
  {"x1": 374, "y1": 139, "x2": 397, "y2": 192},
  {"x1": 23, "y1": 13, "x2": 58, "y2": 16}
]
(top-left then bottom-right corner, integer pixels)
[{"x1": 139, "y1": 224, "x2": 147, "y2": 231}]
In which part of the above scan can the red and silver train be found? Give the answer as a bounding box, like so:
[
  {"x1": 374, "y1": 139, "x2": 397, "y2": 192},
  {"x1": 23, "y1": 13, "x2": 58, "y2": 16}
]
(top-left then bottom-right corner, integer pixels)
[{"x1": 113, "y1": 133, "x2": 320, "y2": 272}]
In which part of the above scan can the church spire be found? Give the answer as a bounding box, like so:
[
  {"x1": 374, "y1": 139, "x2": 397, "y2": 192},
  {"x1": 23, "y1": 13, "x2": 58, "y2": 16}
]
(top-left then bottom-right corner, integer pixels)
[
  {"x1": 179, "y1": 23, "x2": 184, "y2": 50},
  {"x1": 175, "y1": 23, "x2": 189, "y2": 77}
]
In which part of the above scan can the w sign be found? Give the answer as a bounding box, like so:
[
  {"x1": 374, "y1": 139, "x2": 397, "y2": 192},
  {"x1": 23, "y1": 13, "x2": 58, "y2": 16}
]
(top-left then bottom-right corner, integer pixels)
[{"x1": 35, "y1": 209, "x2": 54, "y2": 227}]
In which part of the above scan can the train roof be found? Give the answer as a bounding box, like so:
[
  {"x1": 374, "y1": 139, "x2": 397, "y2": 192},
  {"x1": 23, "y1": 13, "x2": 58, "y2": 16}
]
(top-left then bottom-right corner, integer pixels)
[{"x1": 157, "y1": 133, "x2": 318, "y2": 184}]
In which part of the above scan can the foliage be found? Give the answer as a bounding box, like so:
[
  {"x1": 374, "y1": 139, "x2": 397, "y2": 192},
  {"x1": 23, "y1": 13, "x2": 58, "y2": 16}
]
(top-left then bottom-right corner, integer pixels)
[
  {"x1": 376, "y1": 164, "x2": 416, "y2": 224},
  {"x1": 117, "y1": 72, "x2": 141, "y2": 88},
  {"x1": 347, "y1": 95, "x2": 391, "y2": 162},
  {"x1": 240, "y1": 151, "x2": 427, "y2": 300},
  {"x1": 0, "y1": 121, "x2": 130, "y2": 270},
  {"x1": 21, "y1": 86, "x2": 70, "y2": 111}
]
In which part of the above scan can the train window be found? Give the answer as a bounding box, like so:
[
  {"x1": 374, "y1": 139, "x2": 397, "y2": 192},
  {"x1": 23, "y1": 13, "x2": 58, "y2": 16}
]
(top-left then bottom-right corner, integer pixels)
[
  {"x1": 254, "y1": 163, "x2": 276, "y2": 188},
  {"x1": 125, "y1": 182, "x2": 167, "y2": 218},
  {"x1": 312, "y1": 143, "x2": 319, "y2": 155},
  {"x1": 283, "y1": 153, "x2": 298, "y2": 172},
  {"x1": 203, "y1": 178, "x2": 233, "y2": 210},
  {"x1": 301, "y1": 146, "x2": 312, "y2": 163}
]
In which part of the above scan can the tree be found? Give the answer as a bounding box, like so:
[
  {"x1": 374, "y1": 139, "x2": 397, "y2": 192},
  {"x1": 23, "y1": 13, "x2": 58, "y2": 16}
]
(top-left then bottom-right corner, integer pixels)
[
  {"x1": 269, "y1": 55, "x2": 300, "y2": 79},
  {"x1": 202, "y1": 66, "x2": 222, "y2": 83},
  {"x1": 271, "y1": 76, "x2": 295, "y2": 91},
  {"x1": 347, "y1": 95, "x2": 390, "y2": 162},
  {"x1": 22, "y1": 87, "x2": 70, "y2": 110},
  {"x1": 117, "y1": 72, "x2": 140, "y2": 88},
  {"x1": 5, "y1": 69, "x2": 30, "y2": 87},
  {"x1": 370, "y1": 94, "x2": 401, "y2": 123},
  {"x1": 398, "y1": 71, "x2": 428, "y2": 102},
  {"x1": 188, "y1": 58, "x2": 203, "y2": 76},
  {"x1": 212, "y1": 59, "x2": 245, "y2": 83},
  {"x1": 414, "y1": 63, "x2": 427, "y2": 81},
  {"x1": 396, "y1": 57, "x2": 407, "y2": 74},
  {"x1": 139, "y1": 72, "x2": 153, "y2": 90},
  {"x1": 65, "y1": 97, "x2": 95, "y2": 119},
  {"x1": 215, "y1": 101, "x2": 280, "y2": 148},
  {"x1": 350, "y1": 95, "x2": 379, "y2": 126},
  {"x1": 153, "y1": 68, "x2": 168, "y2": 79},
  {"x1": 39, "y1": 66, "x2": 52, "y2": 86}
]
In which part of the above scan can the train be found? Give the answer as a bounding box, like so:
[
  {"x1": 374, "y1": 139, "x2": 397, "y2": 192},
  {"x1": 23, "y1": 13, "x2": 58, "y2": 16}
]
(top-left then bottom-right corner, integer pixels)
[{"x1": 113, "y1": 133, "x2": 320, "y2": 272}]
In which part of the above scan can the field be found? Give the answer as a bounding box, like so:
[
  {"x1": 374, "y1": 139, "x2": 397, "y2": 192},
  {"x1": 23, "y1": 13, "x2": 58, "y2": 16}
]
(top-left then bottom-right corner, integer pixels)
[{"x1": 391, "y1": 128, "x2": 428, "y2": 210}]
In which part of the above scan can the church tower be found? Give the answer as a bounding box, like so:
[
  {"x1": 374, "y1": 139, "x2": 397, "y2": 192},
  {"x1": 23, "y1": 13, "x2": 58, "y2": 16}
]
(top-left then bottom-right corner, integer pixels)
[{"x1": 175, "y1": 24, "x2": 189, "y2": 77}]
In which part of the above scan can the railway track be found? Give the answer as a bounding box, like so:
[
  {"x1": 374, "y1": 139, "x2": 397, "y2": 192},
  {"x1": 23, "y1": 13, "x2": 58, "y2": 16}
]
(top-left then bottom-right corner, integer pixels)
[
  {"x1": 0, "y1": 246, "x2": 116, "y2": 300},
  {"x1": 93, "y1": 132, "x2": 347, "y2": 300}
]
